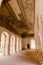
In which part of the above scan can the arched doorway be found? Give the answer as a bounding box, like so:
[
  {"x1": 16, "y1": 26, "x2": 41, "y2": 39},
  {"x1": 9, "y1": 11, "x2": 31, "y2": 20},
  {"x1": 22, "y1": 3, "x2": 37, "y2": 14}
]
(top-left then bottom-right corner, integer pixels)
[
  {"x1": 1, "y1": 31, "x2": 9, "y2": 55},
  {"x1": 10, "y1": 35, "x2": 15, "y2": 54},
  {"x1": 16, "y1": 38, "x2": 22, "y2": 52}
]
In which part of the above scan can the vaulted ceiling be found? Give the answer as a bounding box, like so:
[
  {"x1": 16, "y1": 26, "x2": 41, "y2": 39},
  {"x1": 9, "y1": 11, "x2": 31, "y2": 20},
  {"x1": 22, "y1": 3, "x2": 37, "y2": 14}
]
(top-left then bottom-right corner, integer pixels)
[{"x1": 0, "y1": 0, "x2": 35, "y2": 38}]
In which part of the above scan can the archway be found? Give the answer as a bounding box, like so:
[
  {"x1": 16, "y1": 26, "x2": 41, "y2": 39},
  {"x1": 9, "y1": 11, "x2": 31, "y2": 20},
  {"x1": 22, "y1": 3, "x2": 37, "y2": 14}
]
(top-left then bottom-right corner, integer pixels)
[
  {"x1": 10, "y1": 35, "x2": 15, "y2": 54},
  {"x1": 1, "y1": 31, "x2": 9, "y2": 55},
  {"x1": 16, "y1": 38, "x2": 22, "y2": 52}
]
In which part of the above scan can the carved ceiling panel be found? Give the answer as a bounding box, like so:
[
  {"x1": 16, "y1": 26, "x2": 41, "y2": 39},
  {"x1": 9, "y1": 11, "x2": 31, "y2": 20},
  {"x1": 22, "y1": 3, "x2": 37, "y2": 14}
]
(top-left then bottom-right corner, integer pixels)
[
  {"x1": 17, "y1": 0, "x2": 35, "y2": 33},
  {"x1": 22, "y1": 0, "x2": 35, "y2": 23},
  {"x1": 0, "y1": 0, "x2": 34, "y2": 38}
]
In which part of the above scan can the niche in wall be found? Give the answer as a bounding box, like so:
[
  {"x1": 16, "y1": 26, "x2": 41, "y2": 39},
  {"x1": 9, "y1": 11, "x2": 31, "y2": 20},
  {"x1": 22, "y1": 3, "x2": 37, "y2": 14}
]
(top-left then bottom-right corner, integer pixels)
[{"x1": 27, "y1": 44, "x2": 30, "y2": 49}]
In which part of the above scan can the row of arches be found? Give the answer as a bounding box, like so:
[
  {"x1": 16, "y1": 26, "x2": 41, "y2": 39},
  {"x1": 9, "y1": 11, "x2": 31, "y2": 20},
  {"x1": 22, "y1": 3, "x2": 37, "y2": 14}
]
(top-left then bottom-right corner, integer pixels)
[{"x1": 0, "y1": 31, "x2": 22, "y2": 55}]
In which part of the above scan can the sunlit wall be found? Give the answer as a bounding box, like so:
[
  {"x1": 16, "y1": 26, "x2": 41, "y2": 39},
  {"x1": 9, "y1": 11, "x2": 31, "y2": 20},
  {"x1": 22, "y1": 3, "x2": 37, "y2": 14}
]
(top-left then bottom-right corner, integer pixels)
[{"x1": 30, "y1": 39, "x2": 36, "y2": 49}]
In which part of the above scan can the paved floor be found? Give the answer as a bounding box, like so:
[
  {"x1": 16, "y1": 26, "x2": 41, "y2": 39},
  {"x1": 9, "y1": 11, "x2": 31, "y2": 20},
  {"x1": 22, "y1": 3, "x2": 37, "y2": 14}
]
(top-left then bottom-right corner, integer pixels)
[{"x1": 0, "y1": 50, "x2": 40, "y2": 65}]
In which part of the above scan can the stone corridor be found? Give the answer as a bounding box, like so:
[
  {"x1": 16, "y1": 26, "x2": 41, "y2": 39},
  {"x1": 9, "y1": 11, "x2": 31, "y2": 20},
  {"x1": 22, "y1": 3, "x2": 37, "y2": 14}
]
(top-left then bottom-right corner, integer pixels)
[{"x1": 0, "y1": 50, "x2": 40, "y2": 65}]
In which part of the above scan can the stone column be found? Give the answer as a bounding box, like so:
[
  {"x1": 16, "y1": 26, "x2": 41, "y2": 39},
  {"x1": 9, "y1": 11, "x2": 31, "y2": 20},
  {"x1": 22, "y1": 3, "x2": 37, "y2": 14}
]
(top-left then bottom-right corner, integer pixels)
[
  {"x1": 8, "y1": 36, "x2": 10, "y2": 55},
  {"x1": 3, "y1": 34, "x2": 6, "y2": 55},
  {"x1": 35, "y1": 0, "x2": 43, "y2": 63},
  {"x1": 0, "y1": 32, "x2": 1, "y2": 52},
  {"x1": 14, "y1": 37, "x2": 16, "y2": 52},
  {"x1": 15, "y1": 37, "x2": 17, "y2": 52}
]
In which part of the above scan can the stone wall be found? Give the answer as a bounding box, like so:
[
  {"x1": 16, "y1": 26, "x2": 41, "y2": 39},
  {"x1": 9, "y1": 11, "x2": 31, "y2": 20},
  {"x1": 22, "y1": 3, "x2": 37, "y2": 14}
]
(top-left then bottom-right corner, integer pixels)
[
  {"x1": 35, "y1": 0, "x2": 43, "y2": 61},
  {"x1": 0, "y1": 26, "x2": 22, "y2": 55}
]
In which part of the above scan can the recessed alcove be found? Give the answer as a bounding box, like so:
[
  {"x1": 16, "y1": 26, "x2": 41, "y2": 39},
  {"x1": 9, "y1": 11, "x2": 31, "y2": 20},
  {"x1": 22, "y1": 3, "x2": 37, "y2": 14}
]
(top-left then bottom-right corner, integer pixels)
[{"x1": 27, "y1": 44, "x2": 30, "y2": 49}]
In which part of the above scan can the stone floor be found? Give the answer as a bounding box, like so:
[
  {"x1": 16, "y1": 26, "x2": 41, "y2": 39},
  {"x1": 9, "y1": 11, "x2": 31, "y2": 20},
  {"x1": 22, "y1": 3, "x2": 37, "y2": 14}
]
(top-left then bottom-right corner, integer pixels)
[{"x1": 0, "y1": 49, "x2": 40, "y2": 65}]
